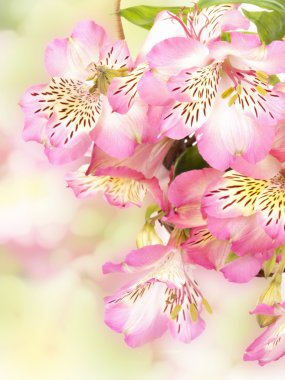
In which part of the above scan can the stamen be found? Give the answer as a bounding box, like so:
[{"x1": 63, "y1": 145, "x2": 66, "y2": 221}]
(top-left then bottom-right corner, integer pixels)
[
  {"x1": 171, "y1": 304, "x2": 182, "y2": 319},
  {"x1": 202, "y1": 298, "x2": 212, "y2": 314},
  {"x1": 190, "y1": 303, "x2": 198, "y2": 322},
  {"x1": 221, "y1": 86, "x2": 234, "y2": 99},
  {"x1": 256, "y1": 70, "x2": 269, "y2": 83},
  {"x1": 256, "y1": 85, "x2": 267, "y2": 96},
  {"x1": 228, "y1": 93, "x2": 238, "y2": 106}
]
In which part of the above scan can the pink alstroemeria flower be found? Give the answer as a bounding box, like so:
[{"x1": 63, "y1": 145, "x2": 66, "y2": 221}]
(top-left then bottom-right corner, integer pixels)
[
  {"x1": 203, "y1": 169, "x2": 285, "y2": 244},
  {"x1": 148, "y1": 28, "x2": 285, "y2": 169},
  {"x1": 20, "y1": 20, "x2": 149, "y2": 164},
  {"x1": 244, "y1": 303, "x2": 285, "y2": 365},
  {"x1": 108, "y1": 4, "x2": 247, "y2": 114},
  {"x1": 65, "y1": 139, "x2": 172, "y2": 208},
  {"x1": 103, "y1": 243, "x2": 207, "y2": 347}
]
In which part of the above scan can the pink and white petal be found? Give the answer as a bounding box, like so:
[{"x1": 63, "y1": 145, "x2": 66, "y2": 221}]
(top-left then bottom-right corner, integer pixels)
[
  {"x1": 91, "y1": 98, "x2": 148, "y2": 158},
  {"x1": 107, "y1": 64, "x2": 146, "y2": 113},
  {"x1": 65, "y1": 164, "x2": 107, "y2": 199},
  {"x1": 66, "y1": 164, "x2": 149, "y2": 207},
  {"x1": 45, "y1": 131, "x2": 91, "y2": 164},
  {"x1": 22, "y1": 77, "x2": 102, "y2": 162},
  {"x1": 160, "y1": 62, "x2": 221, "y2": 139},
  {"x1": 183, "y1": 227, "x2": 231, "y2": 270},
  {"x1": 255, "y1": 185, "x2": 285, "y2": 241},
  {"x1": 167, "y1": 68, "x2": 197, "y2": 103},
  {"x1": 221, "y1": 254, "x2": 265, "y2": 283},
  {"x1": 231, "y1": 155, "x2": 282, "y2": 180},
  {"x1": 104, "y1": 281, "x2": 169, "y2": 347},
  {"x1": 244, "y1": 316, "x2": 285, "y2": 366},
  {"x1": 103, "y1": 244, "x2": 172, "y2": 274},
  {"x1": 138, "y1": 11, "x2": 189, "y2": 63},
  {"x1": 168, "y1": 313, "x2": 205, "y2": 343},
  {"x1": 147, "y1": 37, "x2": 209, "y2": 77},
  {"x1": 95, "y1": 166, "x2": 164, "y2": 209},
  {"x1": 197, "y1": 89, "x2": 275, "y2": 171},
  {"x1": 19, "y1": 83, "x2": 49, "y2": 119},
  {"x1": 45, "y1": 21, "x2": 110, "y2": 77},
  {"x1": 202, "y1": 172, "x2": 268, "y2": 219},
  {"x1": 138, "y1": 70, "x2": 174, "y2": 107},
  {"x1": 162, "y1": 63, "x2": 228, "y2": 146},
  {"x1": 100, "y1": 40, "x2": 133, "y2": 70}
]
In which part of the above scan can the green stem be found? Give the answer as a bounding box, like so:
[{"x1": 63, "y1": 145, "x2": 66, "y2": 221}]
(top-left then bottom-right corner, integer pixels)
[{"x1": 114, "y1": 0, "x2": 125, "y2": 40}]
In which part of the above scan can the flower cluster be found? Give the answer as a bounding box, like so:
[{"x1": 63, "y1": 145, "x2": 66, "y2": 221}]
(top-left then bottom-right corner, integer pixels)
[{"x1": 20, "y1": 2, "x2": 285, "y2": 365}]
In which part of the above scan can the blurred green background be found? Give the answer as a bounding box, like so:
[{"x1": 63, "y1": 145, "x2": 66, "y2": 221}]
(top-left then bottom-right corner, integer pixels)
[{"x1": 1, "y1": 0, "x2": 285, "y2": 379}]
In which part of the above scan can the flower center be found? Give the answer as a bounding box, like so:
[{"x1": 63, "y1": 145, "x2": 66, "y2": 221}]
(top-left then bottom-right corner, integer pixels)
[{"x1": 86, "y1": 64, "x2": 128, "y2": 95}]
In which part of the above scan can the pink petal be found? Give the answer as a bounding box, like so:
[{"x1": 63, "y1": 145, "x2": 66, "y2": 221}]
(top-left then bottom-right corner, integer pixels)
[
  {"x1": 147, "y1": 37, "x2": 209, "y2": 77},
  {"x1": 103, "y1": 244, "x2": 172, "y2": 273},
  {"x1": 107, "y1": 64, "x2": 146, "y2": 113},
  {"x1": 220, "y1": 9, "x2": 250, "y2": 32},
  {"x1": 270, "y1": 121, "x2": 285, "y2": 163},
  {"x1": 100, "y1": 40, "x2": 133, "y2": 70},
  {"x1": 221, "y1": 254, "x2": 265, "y2": 283},
  {"x1": 231, "y1": 155, "x2": 282, "y2": 180},
  {"x1": 244, "y1": 316, "x2": 285, "y2": 365},
  {"x1": 207, "y1": 216, "x2": 278, "y2": 255},
  {"x1": 183, "y1": 227, "x2": 230, "y2": 270},
  {"x1": 104, "y1": 282, "x2": 169, "y2": 347},
  {"x1": 197, "y1": 82, "x2": 275, "y2": 171},
  {"x1": 91, "y1": 98, "x2": 148, "y2": 159},
  {"x1": 138, "y1": 11, "x2": 188, "y2": 62},
  {"x1": 45, "y1": 20, "x2": 110, "y2": 77},
  {"x1": 167, "y1": 168, "x2": 221, "y2": 228},
  {"x1": 138, "y1": 70, "x2": 174, "y2": 106}
]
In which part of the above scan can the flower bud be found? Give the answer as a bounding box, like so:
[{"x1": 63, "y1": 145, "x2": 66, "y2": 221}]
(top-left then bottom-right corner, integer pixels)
[
  {"x1": 136, "y1": 222, "x2": 163, "y2": 248},
  {"x1": 257, "y1": 274, "x2": 282, "y2": 328}
]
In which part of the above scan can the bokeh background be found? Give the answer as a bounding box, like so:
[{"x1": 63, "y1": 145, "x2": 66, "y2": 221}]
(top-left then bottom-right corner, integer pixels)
[{"x1": 1, "y1": 0, "x2": 285, "y2": 379}]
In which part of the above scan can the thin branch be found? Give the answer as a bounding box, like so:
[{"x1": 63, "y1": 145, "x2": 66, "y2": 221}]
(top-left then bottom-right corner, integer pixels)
[{"x1": 114, "y1": 0, "x2": 125, "y2": 40}]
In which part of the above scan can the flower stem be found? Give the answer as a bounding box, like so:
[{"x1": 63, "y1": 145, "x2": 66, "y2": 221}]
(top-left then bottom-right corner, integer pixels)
[{"x1": 114, "y1": 0, "x2": 125, "y2": 40}]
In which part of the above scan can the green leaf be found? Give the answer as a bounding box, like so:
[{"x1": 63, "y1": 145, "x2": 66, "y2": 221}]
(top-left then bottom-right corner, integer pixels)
[
  {"x1": 242, "y1": 9, "x2": 285, "y2": 44},
  {"x1": 174, "y1": 145, "x2": 209, "y2": 177},
  {"x1": 197, "y1": 0, "x2": 285, "y2": 13},
  {"x1": 119, "y1": 5, "x2": 190, "y2": 30}
]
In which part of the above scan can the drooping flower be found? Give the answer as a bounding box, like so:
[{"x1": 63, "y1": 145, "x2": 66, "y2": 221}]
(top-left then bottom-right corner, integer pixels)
[
  {"x1": 244, "y1": 302, "x2": 285, "y2": 365},
  {"x1": 103, "y1": 242, "x2": 209, "y2": 347},
  {"x1": 20, "y1": 20, "x2": 149, "y2": 164},
  {"x1": 65, "y1": 139, "x2": 172, "y2": 208}
]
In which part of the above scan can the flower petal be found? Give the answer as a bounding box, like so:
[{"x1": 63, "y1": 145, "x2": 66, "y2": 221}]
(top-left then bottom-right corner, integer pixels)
[
  {"x1": 147, "y1": 37, "x2": 209, "y2": 77},
  {"x1": 107, "y1": 64, "x2": 146, "y2": 113},
  {"x1": 45, "y1": 20, "x2": 110, "y2": 77}
]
